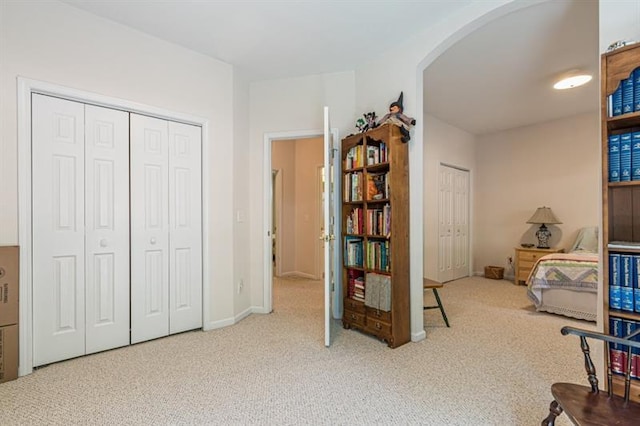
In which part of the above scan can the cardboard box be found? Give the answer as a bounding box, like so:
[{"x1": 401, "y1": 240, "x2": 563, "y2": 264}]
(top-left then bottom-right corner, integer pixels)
[
  {"x1": 0, "y1": 324, "x2": 18, "y2": 383},
  {"x1": 0, "y1": 246, "x2": 19, "y2": 327}
]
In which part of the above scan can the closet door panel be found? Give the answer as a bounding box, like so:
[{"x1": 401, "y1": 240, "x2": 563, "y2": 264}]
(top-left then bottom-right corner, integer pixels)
[
  {"x1": 131, "y1": 114, "x2": 170, "y2": 344},
  {"x1": 32, "y1": 94, "x2": 86, "y2": 366},
  {"x1": 85, "y1": 105, "x2": 130, "y2": 354},
  {"x1": 168, "y1": 122, "x2": 202, "y2": 334}
]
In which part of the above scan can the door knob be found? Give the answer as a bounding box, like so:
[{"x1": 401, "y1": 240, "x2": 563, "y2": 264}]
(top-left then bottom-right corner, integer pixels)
[
  {"x1": 150, "y1": 237, "x2": 157, "y2": 245},
  {"x1": 100, "y1": 239, "x2": 108, "y2": 247}
]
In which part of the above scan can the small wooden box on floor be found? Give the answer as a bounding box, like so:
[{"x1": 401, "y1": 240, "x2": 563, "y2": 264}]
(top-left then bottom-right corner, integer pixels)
[
  {"x1": 514, "y1": 247, "x2": 563, "y2": 285},
  {"x1": 0, "y1": 246, "x2": 19, "y2": 383}
]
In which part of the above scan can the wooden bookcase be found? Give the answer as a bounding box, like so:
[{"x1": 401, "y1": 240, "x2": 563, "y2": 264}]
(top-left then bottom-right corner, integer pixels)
[
  {"x1": 341, "y1": 123, "x2": 410, "y2": 348},
  {"x1": 601, "y1": 43, "x2": 640, "y2": 402}
]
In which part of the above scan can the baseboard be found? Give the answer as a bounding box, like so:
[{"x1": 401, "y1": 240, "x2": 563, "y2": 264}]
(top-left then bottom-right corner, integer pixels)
[
  {"x1": 250, "y1": 306, "x2": 271, "y2": 314},
  {"x1": 412, "y1": 330, "x2": 426, "y2": 342},
  {"x1": 204, "y1": 317, "x2": 235, "y2": 331}
]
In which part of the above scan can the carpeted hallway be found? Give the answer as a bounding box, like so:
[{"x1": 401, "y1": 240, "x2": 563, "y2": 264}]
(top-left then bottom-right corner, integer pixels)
[{"x1": 0, "y1": 276, "x2": 595, "y2": 425}]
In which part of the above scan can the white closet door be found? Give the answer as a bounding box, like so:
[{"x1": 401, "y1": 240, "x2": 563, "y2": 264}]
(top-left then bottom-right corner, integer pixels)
[
  {"x1": 437, "y1": 165, "x2": 454, "y2": 283},
  {"x1": 32, "y1": 94, "x2": 86, "y2": 366},
  {"x1": 452, "y1": 168, "x2": 470, "y2": 280},
  {"x1": 130, "y1": 114, "x2": 170, "y2": 344},
  {"x1": 85, "y1": 105, "x2": 130, "y2": 354},
  {"x1": 168, "y1": 122, "x2": 202, "y2": 334}
]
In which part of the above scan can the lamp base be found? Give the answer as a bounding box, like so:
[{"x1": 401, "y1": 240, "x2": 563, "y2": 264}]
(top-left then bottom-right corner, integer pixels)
[{"x1": 535, "y1": 224, "x2": 551, "y2": 249}]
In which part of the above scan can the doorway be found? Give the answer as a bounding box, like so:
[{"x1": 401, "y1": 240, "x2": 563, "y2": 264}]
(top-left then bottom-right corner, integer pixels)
[{"x1": 271, "y1": 137, "x2": 323, "y2": 281}]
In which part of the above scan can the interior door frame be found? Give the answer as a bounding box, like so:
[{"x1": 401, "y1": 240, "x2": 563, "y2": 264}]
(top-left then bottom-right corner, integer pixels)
[
  {"x1": 263, "y1": 128, "x2": 340, "y2": 317},
  {"x1": 17, "y1": 77, "x2": 211, "y2": 376}
]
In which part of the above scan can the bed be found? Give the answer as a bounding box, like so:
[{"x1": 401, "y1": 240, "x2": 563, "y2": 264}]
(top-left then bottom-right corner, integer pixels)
[{"x1": 526, "y1": 227, "x2": 599, "y2": 322}]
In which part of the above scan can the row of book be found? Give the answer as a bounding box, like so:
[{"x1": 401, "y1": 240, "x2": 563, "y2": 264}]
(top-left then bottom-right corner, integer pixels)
[
  {"x1": 608, "y1": 67, "x2": 640, "y2": 117},
  {"x1": 344, "y1": 143, "x2": 388, "y2": 170},
  {"x1": 364, "y1": 240, "x2": 390, "y2": 272},
  {"x1": 345, "y1": 205, "x2": 391, "y2": 236},
  {"x1": 609, "y1": 253, "x2": 640, "y2": 312},
  {"x1": 609, "y1": 317, "x2": 640, "y2": 378},
  {"x1": 346, "y1": 269, "x2": 366, "y2": 302},
  {"x1": 607, "y1": 131, "x2": 640, "y2": 182},
  {"x1": 344, "y1": 171, "x2": 390, "y2": 202},
  {"x1": 344, "y1": 237, "x2": 391, "y2": 271}
]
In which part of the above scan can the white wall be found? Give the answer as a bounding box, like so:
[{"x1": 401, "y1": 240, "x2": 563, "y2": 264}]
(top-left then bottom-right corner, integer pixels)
[
  {"x1": 475, "y1": 112, "x2": 600, "y2": 275},
  {"x1": 248, "y1": 72, "x2": 355, "y2": 309},
  {"x1": 0, "y1": 1, "x2": 238, "y2": 326},
  {"x1": 423, "y1": 114, "x2": 477, "y2": 280},
  {"x1": 600, "y1": 0, "x2": 640, "y2": 52}
]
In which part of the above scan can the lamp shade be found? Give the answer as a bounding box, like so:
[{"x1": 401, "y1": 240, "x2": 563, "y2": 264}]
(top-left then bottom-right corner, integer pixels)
[{"x1": 527, "y1": 207, "x2": 562, "y2": 225}]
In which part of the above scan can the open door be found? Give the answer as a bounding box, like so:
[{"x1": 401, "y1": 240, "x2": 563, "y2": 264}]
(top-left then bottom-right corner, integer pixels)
[{"x1": 323, "y1": 106, "x2": 337, "y2": 347}]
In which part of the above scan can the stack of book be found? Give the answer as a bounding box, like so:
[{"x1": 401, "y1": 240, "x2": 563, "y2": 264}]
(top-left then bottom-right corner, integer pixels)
[
  {"x1": 346, "y1": 207, "x2": 363, "y2": 234},
  {"x1": 609, "y1": 317, "x2": 640, "y2": 378},
  {"x1": 608, "y1": 253, "x2": 640, "y2": 313},
  {"x1": 343, "y1": 172, "x2": 363, "y2": 202},
  {"x1": 344, "y1": 237, "x2": 363, "y2": 267},
  {"x1": 345, "y1": 145, "x2": 364, "y2": 169},
  {"x1": 365, "y1": 240, "x2": 390, "y2": 272},
  {"x1": 366, "y1": 204, "x2": 391, "y2": 236},
  {"x1": 365, "y1": 142, "x2": 388, "y2": 165},
  {"x1": 607, "y1": 68, "x2": 640, "y2": 117},
  {"x1": 608, "y1": 131, "x2": 640, "y2": 182}
]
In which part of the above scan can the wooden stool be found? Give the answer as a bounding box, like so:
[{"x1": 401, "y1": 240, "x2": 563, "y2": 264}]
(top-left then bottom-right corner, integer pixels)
[{"x1": 423, "y1": 278, "x2": 450, "y2": 327}]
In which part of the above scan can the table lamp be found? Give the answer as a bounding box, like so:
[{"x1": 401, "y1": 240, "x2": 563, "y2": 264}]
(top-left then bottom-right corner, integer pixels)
[{"x1": 527, "y1": 207, "x2": 562, "y2": 249}]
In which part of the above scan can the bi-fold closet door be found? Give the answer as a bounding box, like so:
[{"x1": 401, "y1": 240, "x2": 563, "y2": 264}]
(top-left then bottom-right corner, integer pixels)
[{"x1": 32, "y1": 95, "x2": 202, "y2": 367}]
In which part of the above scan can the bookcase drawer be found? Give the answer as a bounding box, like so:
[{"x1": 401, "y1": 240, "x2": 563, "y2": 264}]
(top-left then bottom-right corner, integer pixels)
[
  {"x1": 343, "y1": 309, "x2": 366, "y2": 328},
  {"x1": 367, "y1": 319, "x2": 391, "y2": 336},
  {"x1": 344, "y1": 297, "x2": 365, "y2": 313},
  {"x1": 366, "y1": 307, "x2": 391, "y2": 323}
]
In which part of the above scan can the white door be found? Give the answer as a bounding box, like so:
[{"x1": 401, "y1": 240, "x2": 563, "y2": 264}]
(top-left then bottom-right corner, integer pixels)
[
  {"x1": 437, "y1": 165, "x2": 454, "y2": 283},
  {"x1": 437, "y1": 164, "x2": 470, "y2": 282},
  {"x1": 168, "y1": 121, "x2": 203, "y2": 334},
  {"x1": 32, "y1": 96, "x2": 131, "y2": 366},
  {"x1": 323, "y1": 107, "x2": 337, "y2": 347},
  {"x1": 452, "y1": 168, "x2": 469, "y2": 280},
  {"x1": 85, "y1": 104, "x2": 130, "y2": 354},
  {"x1": 32, "y1": 94, "x2": 86, "y2": 366},
  {"x1": 130, "y1": 114, "x2": 170, "y2": 344}
]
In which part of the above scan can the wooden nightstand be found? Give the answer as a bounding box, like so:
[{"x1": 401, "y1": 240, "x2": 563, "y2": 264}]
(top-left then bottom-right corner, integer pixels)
[{"x1": 514, "y1": 247, "x2": 564, "y2": 285}]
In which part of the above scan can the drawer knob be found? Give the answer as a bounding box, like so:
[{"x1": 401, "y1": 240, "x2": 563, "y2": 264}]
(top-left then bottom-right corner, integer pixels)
[{"x1": 375, "y1": 322, "x2": 382, "y2": 329}]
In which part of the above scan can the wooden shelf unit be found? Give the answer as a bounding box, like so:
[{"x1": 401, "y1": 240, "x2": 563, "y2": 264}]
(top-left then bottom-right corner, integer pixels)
[
  {"x1": 341, "y1": 123, "x2": 410, "y2": 348},
  {"x1": 601, "y1": 43, "x2": 640, "y2": 402}
]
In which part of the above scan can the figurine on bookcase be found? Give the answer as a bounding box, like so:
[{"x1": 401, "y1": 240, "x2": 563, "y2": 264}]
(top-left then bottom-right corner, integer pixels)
[
  {"x1": 377, "y1": 92, "x2": 416, "y2": 143},
  {"x1": 356, "y1": 111, "x2": 378, "y2": 133}
]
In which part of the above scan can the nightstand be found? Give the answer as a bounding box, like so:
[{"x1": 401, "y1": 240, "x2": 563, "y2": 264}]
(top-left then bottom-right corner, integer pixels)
[{"x1": 514, "y1": 247, "x2": 564, "y2": 285}]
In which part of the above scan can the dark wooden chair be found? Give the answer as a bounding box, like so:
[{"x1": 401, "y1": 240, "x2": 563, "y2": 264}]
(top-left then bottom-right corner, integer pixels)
[
  {"x1": 423, "y1": 278, "x2": 449, "y2": 327},
  {"x1": 542, "y1": 326, "x2": 640, "y2": 425}
]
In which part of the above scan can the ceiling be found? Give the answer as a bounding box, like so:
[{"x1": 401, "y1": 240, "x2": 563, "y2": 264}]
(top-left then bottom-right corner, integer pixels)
[{"x1": 61, "y1": 0, "x2": 599, "y2": 135}]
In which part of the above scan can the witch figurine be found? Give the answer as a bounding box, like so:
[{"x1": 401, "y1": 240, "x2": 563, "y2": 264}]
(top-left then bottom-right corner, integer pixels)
[{"x1": 377, "y1": 92, "x2": 416, "y2": 143}]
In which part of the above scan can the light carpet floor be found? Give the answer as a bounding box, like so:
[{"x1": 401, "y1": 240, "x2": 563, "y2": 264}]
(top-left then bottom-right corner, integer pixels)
[{"x1": 0, "y1": 276, "x2": 597, "y2": 425}]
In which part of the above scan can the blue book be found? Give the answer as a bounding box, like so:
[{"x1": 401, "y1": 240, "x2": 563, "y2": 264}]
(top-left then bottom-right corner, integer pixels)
[
  {"x1": 635, "y1": 68, "x2": 640, "y2": 112},
  {"x1": 610, "y1": 253, "x2": 622, "y2": 310},
  {"x1": 612, "y1": 84, "x2": 623, "y2": 116},
  {"x1": 623, "y1": 320, "x2": 640, "y2": 378},
  {"x1": 622, "y1": 77, "x2": 634, "y2": 114},
  {"x1": 609, "y1": 134, "x2": 621, "y2": 182},
  {"x1": 621, "y1": 254, "x2": 635, "y2": 312},
  {"x1": 620, "y1": 133, "x2": 632, "y2": 182},
  {"x1": 632, "y1": 131, "x2": 640, "y2": 180},
  {"x1": 635, "y1": 255, "x2": 640, "y2": 314}
]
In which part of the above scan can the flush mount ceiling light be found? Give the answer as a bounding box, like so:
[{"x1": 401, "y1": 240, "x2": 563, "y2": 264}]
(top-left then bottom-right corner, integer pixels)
[{"x1": 553, "y1": 73, "x2": 593, "y2": 90}]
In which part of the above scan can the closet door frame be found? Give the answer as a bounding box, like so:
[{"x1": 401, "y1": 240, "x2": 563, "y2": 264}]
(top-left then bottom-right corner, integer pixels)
[{"x1": 17, "y1": 77, "x2": 211, "y2": 377}]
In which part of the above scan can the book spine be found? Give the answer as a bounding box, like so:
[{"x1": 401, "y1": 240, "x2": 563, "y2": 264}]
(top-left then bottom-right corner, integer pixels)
[
  {"x1": 621, "y1": 254, "x2": 635, "y2": 312},
  {"x1": 609, "y1": 134, "x2": 621, "y2": 182},
  {"x1": 635, "y1": 255, "x2": 640, "y2": 314},
  {"x1": 623, "y1": 319, "x2": 639, "y2": 378},
  {"x1": 633, "y1": 131, "x2": 640, "y2": 181},
  {"x1": 610, "y1": 317, "x2": 625, "y2": 374},
  {"x1": 610, "y1": 253, "x2": 622, "y2": 310},
  {"x1": 635, "y1": 68, "x2": 640, "y2": 112},
  {"x1": 613, "y1": 84, "x2": 623, "y2": 116},
  {"x1": 622, "y1": 77, "x2": 634, "y2": 114},
  {"x1": 620, "y1": 133, "x2": 632, "y2": 182}
]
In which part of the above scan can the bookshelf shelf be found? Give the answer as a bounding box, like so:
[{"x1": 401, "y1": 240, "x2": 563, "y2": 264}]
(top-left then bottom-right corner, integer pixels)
[
  {"x1": 602, "y1": 43, "x2": 640, "y2": 402},
  {"x1": 341, "y1": 123, "x2": 410, "y2": 348}
]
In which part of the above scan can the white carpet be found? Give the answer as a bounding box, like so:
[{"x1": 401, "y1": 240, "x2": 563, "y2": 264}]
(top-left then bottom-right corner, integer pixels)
[{"x1": 0, "y1": 276, "x2": 596, "y2": 425}]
